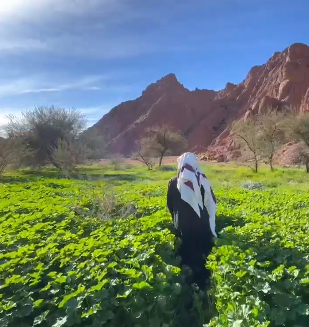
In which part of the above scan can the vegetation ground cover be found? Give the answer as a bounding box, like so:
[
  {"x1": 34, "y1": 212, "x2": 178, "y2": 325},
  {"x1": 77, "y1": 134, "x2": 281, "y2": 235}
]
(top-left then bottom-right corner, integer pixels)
[{"x1": 1, "y1": 163, "x2": 309, "y2": 327}]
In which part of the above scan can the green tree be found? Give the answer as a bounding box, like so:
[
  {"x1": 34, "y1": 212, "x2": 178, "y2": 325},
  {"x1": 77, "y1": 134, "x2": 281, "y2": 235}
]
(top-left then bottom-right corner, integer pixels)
[
  {"x1": 4, "y1": 106, "x2": 107, "y2": 168},
  {"x1": 143, "y1": 125, "x2": 186, "y2": 167}
]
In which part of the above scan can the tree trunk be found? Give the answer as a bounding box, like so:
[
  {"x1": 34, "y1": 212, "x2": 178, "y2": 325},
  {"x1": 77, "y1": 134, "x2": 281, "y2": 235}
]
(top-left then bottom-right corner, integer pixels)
[
  {"x1": 159, "y1": 150, "x2": 166, "y2": 167},
  {"x1": 254, "y1": 157, "x2": 258, "y2": 173},
  {"x1": 269, "y1": 155, "x2": 274, "y2": 171},
  {"x1": 306, "y1": 156, "x2": 309, "y2": 173},
  {"x1": 159, "y1": 155, "x2": 163, "y2": 167}
]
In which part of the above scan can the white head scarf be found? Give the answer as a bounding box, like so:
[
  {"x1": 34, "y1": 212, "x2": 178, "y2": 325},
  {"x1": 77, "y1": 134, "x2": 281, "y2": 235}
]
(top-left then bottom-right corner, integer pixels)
[{"x1": 176, "y1": 152, "x2": 217, "y2": 237}]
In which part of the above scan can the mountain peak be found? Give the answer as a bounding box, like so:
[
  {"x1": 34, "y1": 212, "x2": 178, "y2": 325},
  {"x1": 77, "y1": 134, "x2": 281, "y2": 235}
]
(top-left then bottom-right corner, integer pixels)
[
  {"x1": 141, "y1": 73, "x2": 184, "y2": 97},
  {"x1": 93, "y1": 42, "x2": 309, "y2": 160},
  {"x1": 159, "y1": 73, "x2": 178, "y2": 83}
]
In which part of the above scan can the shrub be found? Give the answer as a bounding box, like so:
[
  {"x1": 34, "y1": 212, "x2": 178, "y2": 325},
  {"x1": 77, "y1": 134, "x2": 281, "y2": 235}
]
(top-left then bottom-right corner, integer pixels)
[
  {"x1": 242, "y1": 180, "x2": 265, "y2": 190},
  {"x1": 109, "y1": 154, "x2": 124, "y2": 170}
]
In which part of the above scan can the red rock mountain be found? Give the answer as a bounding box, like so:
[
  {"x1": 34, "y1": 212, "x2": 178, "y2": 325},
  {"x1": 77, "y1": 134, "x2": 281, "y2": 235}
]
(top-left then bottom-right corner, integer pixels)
[{"x1": 93, "y1": 43, "x2": 309, "y2": 158}]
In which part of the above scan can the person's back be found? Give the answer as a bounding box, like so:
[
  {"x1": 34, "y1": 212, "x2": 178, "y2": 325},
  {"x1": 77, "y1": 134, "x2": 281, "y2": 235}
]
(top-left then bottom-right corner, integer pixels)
[
  {"x1": 167, "y1": 176, "x2": 212, "y2": 239},
  {"x1": 166, "y1": 153, "x2": 217, "y2": 289}
]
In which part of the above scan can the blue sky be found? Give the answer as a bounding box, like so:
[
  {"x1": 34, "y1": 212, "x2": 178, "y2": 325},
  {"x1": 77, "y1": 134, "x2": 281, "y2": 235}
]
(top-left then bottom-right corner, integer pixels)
[{"x1": 0, "y1": 0, "x2": 308, "y2": 127}]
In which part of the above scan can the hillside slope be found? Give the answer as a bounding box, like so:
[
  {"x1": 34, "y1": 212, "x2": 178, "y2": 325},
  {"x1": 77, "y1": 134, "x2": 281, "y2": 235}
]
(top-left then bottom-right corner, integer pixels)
[{"x1": 93, "y1": 43, "x2": 309, "y2": 157}]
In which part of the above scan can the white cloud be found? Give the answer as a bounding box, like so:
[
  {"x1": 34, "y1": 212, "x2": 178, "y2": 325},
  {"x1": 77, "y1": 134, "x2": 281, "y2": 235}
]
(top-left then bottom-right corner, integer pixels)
[
  {"x1": 0, "y1": 0, "x2": 133, "y2": 54},
  {"x1": 0, "y1": 0, "x2": 188, "y2": 58},
  {"x1": 0, "y1": 75, "x2": 117, "y2": 98},
  {"x1": 0, "y1": 0, "x2": 119, "y2": 21}
]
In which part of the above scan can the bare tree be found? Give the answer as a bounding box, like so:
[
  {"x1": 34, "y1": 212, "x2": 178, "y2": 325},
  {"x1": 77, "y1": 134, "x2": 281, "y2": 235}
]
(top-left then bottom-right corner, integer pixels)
[
  {"x1": 131, "y1": 140, "x2": 155, "y2": 170},
  {"x1": 258, "y1": 110, "x2": 286, "y2": 171},
  {"x1": 144, "y1": 125, "x2": 187, "y2": 166},
  {"x1": 231, "y1": 117, "x2": 263, "y2": 173}
]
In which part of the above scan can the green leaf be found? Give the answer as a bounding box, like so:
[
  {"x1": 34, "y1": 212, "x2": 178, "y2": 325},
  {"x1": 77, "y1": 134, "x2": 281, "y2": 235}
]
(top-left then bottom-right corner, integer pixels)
[
  {"x1": 149, "y1": 317, "x2": 160, "y2": 327},
  {"x1": 33, "y1": 311, "x2": 50, "y2": 326},
  {"x1": 0, "y1": 317, "x2": 8, "y2": 327},
  {"x1": 65, "y1": 298, "x2": 78, "y2": 311},
  {"x1": 273, "y1": 293, "x2": 294, "y2": 308},
  {"x1": 132, "y1": 281, "x2": 152, "y2": 290},
  {"x1": 17, "y1": 304, "x2": 33, "y2": 317},
  {"x1": 297, "y1": 303, "x2": 309, "y2": 315},
  {"x1": 33, "y1": 299, "x2": 44, "y2": 307},
  {"x1": 235, "y1": 271, "x2": 247, "y2": 278},
  {"x1": 52, "y1": 317, "x2": 68, "y2": 327},
  {"x1": 261, "y1": 282, "x2": 271, "y2": 294}
]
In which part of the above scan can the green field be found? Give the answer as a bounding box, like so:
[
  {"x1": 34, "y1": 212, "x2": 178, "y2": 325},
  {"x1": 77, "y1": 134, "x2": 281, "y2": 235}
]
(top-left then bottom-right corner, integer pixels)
[{"x1": 1, "y1": 163, "x2": 309, "y2": 327}]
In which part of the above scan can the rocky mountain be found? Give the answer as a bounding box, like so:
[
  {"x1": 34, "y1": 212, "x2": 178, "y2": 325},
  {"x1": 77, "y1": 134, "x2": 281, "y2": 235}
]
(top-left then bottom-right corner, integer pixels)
[{"x1": 93, "y1": 43, "x2": 309, "y2": 159}]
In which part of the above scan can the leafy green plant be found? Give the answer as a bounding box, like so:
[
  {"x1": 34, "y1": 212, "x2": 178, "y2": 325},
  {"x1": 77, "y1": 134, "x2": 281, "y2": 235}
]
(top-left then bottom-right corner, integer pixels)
[
  {"x1": 1, "y1": 165, "x2": 309, "y2": 327},
  {"x1": 242, "y1": 181, "x2": 265, "y2": 190}
]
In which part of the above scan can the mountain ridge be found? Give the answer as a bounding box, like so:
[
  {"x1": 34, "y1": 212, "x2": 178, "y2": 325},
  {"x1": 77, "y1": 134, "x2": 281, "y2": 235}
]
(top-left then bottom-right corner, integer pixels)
[{"x1": 93, "y1": 43, "x2": 309, "y2": 159}]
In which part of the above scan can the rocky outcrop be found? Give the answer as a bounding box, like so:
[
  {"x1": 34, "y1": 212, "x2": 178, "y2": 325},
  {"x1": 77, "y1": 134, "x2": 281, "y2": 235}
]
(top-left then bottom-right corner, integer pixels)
[
  {"x1": 93, "y1": 43, "x2": 309, "y2": 158},
  {"x1": 274, "y1": 142, "x2": 305, "y2": 166}
]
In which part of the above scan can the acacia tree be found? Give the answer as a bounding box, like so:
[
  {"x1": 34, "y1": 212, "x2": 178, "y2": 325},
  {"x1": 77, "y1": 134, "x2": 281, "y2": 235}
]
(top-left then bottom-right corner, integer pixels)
[
  {"x1": 258, "y1": 110, "x2": 286, "y2": 171},
  {"x1": 143, "y1": 125, "x2": 186, "y2": 166},
  {"x1": 4, "y1": 106, "x2": 107, "y2": 168},
  {"x1": 231, "y1": 117, "x2": 263, "y2": 173}
]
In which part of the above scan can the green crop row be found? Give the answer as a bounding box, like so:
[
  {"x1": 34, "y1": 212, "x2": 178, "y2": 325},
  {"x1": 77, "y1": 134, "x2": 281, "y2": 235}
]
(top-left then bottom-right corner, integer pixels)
[
  {"x1": 0, "y1": 180, "x2": 212, "y2": 327},
  {"x1": 208, "y1": 189, "x2": 309, "y2": 326},
  {"x1": 1, "y1": 176, "x2": 309, "y2": 326}
]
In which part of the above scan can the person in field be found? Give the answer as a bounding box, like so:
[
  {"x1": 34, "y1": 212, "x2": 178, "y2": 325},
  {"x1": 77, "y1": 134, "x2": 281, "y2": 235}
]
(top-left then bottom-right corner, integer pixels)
[{"x1": 167, "y1": 152, "x2": 217, "y2": 289}]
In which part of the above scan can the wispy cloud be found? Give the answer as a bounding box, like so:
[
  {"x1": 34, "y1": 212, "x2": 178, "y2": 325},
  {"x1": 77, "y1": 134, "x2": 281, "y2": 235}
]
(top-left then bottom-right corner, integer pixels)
[
  {"x1": 0, "y1": 74, "x2": 132, "y2": 98},
  {"x1": 19, "y1": 75, "x2": 103, "y2": 94},
  {"x1": 0, "y1": 0, "x2": 193, "y2": 59}
]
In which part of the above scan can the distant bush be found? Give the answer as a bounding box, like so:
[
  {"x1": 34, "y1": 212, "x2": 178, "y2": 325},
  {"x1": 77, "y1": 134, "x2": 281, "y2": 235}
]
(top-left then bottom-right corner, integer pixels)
[
  {"x1": 4, "y1": 106, "x2": 108, "y2": 170},
  {"x1": 242, "y1": 181, "x2": 265, "y2": 190},
  {"x1": 52, "y1": 137, "x2": 87, "y2": 178},
  {"x1": 109, "y1": 153, "x2": 124, "y2": 170},
  {"x1": 72, "y1": 186, "x2": 119, "y2": 221},
  {"x1": 263, "y1": 180, "x2": 279, "y2": 188}
]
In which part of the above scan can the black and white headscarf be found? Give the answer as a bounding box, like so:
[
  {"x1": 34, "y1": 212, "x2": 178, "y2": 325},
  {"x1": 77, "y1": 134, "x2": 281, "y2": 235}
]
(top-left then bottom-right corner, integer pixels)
[{"x1": 176, "y1": 152, "x2": 217, "y2": 237}]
